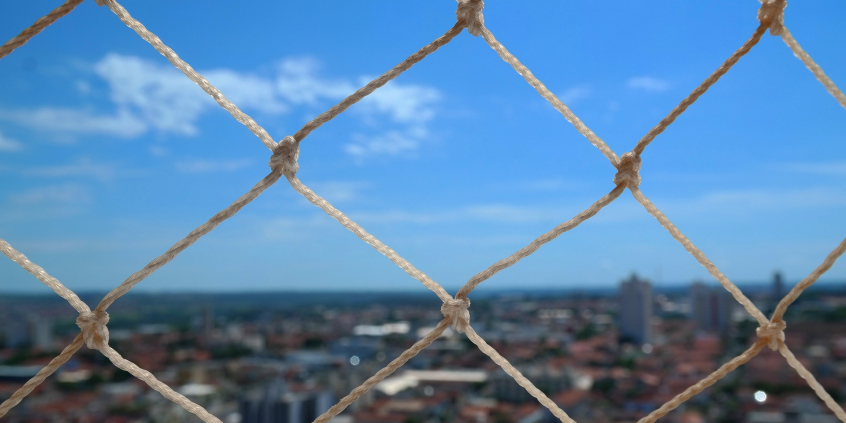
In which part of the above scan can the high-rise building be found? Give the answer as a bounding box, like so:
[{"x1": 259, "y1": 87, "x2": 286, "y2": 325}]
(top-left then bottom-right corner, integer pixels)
[
  {"x1": 618, "y1": 274, "x2": 652, "y2": 345},
  {"x1": 773, "y1": 271, "x2": 785, "y2": 303},
  {"x1": 30, "y1": 316, "x2": 54, "y2": 351},
  {"x1": 689, "y1": 282, "x2": 732, "y2": 336},
  {"x1": 240, "y1": 379, "x2": 334, "y2": 423}
]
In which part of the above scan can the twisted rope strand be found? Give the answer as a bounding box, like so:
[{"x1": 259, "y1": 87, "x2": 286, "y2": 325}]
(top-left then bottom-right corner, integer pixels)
[
  {"x1": 96, "y1": 172, "x2": 283, "y2": 311},
  {"x1": 779, "y1": 27, "x2": 846, "y2": 110},
  {"x1": 0, "y1": 239, "x2": 91, "y2": 314},
  {"x1": 629, "y1": 186, "x2": 769, "y2": 325},
  {"x1": 4, "y1": 1, "x2": 846, "y2": 422},
  {"x1": 631, "y1": 24, "x2": 768, "y2": 156},
  {"x1": 100, "y1": 0, "x2": 277, "y2": 150},
  {"x1": 778, "y1": 341, "x2": 846, "y2": 423},
  {"x1": 0, "y1": 335, "x2": 85, "y2": 418},
  {"x1": 464, "y1": 325, "x2": 577, "y2": 423},
  {"x1": 0, "y1": 0, "x2": 84, "y2": 61},
  {"x1": 772, "y1": 237, "x2": 846, "y2": 321},
  {"x1": 100, "y1": 345, "x2": 224, "y2": 423},
  {"x1": 293, "y1": 23, "x2": 464, "y2": 143},
  {"x1": 312, "y1": 320, "x2": 450, "y2": 423},
  {"x1": 637, "y1": 340, "x2": 767, "y2": 423},
  {"x1": 286, "y1": 174, "x2": 453, "y2": 303},
  {"x1": 456, "y1": 185, "x2": 625, "y2": 298},
  {"x1": 479, "y1": 27, "x2": 620, "y2": 166}
]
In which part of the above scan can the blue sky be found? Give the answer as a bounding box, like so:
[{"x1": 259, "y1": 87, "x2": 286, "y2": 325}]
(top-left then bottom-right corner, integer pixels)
[{"x1": 1, "y1": 1, "x2": 845, "y2": 295}]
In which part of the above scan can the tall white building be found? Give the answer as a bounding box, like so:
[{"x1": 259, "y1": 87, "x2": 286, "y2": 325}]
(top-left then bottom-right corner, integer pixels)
[{"x1": 618, "y1": 274, "x2": 652, "y2": 345}]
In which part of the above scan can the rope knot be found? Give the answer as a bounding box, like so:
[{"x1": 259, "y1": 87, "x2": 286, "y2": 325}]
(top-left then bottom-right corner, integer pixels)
[
  {"x1": 441, "y1": 297, "x2": 471, "y2": 333},
  {"x1": 76, "y1": 310, "x2": 110, "y2": 349},
  {"x1": 613, "y1": 152, "x2": 642, "y2": 188},
  {"x1": 456, "y1": 0, "x2": 484, "y2": 36},
  {"x1": 269, "y1": 136, "x2": 299, "y2": 176},
  {"x1": 758, "y1": 0, "x2": 786, "y2": 36},
  {"x1": 756, "y1": 320, "x2": 786, "y2": 351}
]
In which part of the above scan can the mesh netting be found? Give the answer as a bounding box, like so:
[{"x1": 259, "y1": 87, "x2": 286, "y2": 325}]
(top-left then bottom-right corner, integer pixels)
[{"x1": 1, "y1": 1, "x2": 845, "y2": 422}]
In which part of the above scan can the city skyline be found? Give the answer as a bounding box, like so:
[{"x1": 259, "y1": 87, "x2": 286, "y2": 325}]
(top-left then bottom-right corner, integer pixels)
[{"x1": 3, "y1": 275, "x2": 845, "y2": 423}]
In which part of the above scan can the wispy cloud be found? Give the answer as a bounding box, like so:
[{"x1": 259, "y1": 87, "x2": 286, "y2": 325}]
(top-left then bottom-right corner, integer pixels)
[
  {"x1": 94, "y1": 54, "x2": 287, "y2": 136},
  {"x1": 0, "y1": 54, "x2": 441, "y2": 161},
  {"x1": 275, "y1": 58, "x2": 355, "y2": 105},
  {"x1": 627, "y1": 76, "x2": 671, "y2": 92},
  {"x1": 23, "y1": 158, "x2": 117, "y2": 182},
  {"x1": 595, "y1": 187, "x2": 846, "y2": 224},
  {"x1": 0, "y1": 107, "x2": 147, "y2": 138},
  {"x1": 345, "y1": 127, "x2": 427, "y2": 161},
  {"x1": 149, "y1": 145, "x2": 170, "y2": 157},
  {"x1": 0, "y1": 130, "x2": 23, "y2": 152},
  {"x1": 682, "y1": 188, "x2": 846, "y2": 213},
  {"x1": 357, "y1": 78, "x2": 440, "y2": 124},
  {"x1": 559, "y1": 84, "x2": 592, "y2": 104},
  {"x1": 785, "y1": 161, "x2": 846, "y2": 176},
  {"x1": 344, "y1": 79, "x2": 441, "y2": 161},
  {"x1": 9, "y1": 184, "x2": 92, "y2": 206},
  {"x1": 308, "y1": 181, "x2": 370, "y2": 203},
  {"x1": 175, "y1": 158, "x2": 253, "y2": 173},
  {"x1": 350, "y1": 204, "x2": 568, "y2": 225},
  {"x1": 497, "y1": 178, "x2": 590, "y2": 192}
]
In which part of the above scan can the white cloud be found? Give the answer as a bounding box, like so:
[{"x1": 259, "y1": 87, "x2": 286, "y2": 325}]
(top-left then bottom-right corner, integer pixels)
[
  {"x1": 308, "y1": 181, "x2": 369, "y2": 203},
  {"x1": 261, "y1": 215, "x2": 334, "y2": 241},
  {"x1": 345, "y1": 128, "x2": 426, "y2": 160},
  {"x1": 23, "y1": 158, "x2": 117, "y2": 182},
  {"x1": 1, "y1": 54, "x2": 441, "y2": 161},
  {"x1": 786, "y1": 161, "x2": 846, "y2": 176},
  {"x1": 75, "y1": 80, "x2": 91, "y2": 95},
  {"x1": 358, "y1": 79, "x2": 440, "y2": 124},
  {"x1": 275, "y1": 58, "x2": 355, "y2": 105},
  {"x1": 205, "y1": 69, "x2": 288, "y2": 114},
  {"x1": 150, "y1": 145, "x2": 170, "y2": 157},
  {"x1": 350, "y1": 204, "x2": 567, "y2": 225},
  {"x1": 343, "y1": 79, "x2": 440, "y2": 160},
  {"x1": 503, "y1": 178, "x2": 588, "y2": 192},
  {"x1": 559, "y1": 85, "x2": 592, "y2": 104},
  {"x1": 627, "y1": 76, "x2": 671, "y2": 92},
  {"x1": 0, "y1": 130, "x2": 23, "y2": 152},
  {"x1": 0, "y1": 107, "x2": 147, "y2": 138},
  {"x1": 686, "y1": 188, "x2": 846, "y2": 212},
  {"x1": 176, "y1": 158, "x2": 253, "y2": 173},
  {"x1": 595, "y1": 187, "x2": 846, "y2": 224},
  {"x1": 94, "y1": 54, "x2": 221, "y2": 135},
  {"x1": 9, "y1": 184, "x2": 92, "y2": 205}
]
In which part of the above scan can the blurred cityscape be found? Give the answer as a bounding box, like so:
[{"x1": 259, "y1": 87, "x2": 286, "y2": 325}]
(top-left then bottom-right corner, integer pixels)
[{"x1": 2, "y1": 273, "x2": 846, "y2": 423}]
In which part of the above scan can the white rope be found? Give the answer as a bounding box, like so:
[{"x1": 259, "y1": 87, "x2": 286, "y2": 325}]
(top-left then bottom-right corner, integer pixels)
[
  {"x1": 464, "y1": 325, "x2": 577, "y2": 423},
  {"x1": 457, "y1": 185, "x2": 625, "y2": 298},
  {"x1": 312, "y1": 320, "x2": 450, "y2": 423},
  {"x1": 0, "y1": 335, "x2": 84, "y2": 418},
  {"x1": 0, "y1": 239, "x2": 91, "y2": 314},
  {"x1": 629, "y1": 186, "x2": 770, "y2": 326},
  {"x1": 478, "y1": 26, "x2": 621, "y2": 167},
  {"x1": 0, "y1": 0, "x2": 84, "y2": 60},
  {"x1": 99, "y1": 0, "x2": 277, "y2": 150},
  {"x1": 778, "y1": 341, "x2": 846, "y2": 423},
  {"x1": 97, "y1": 171, "x2": 283, "y2": 311},
  {"x1": 285, "y1": 173, "x2": 453, "y2": 303},
  {"x1": 779, "y1": 27, "x2": 846, "y2": 110},
  {"x1": 100, "y1": 345, "x2": 224, "y2": 423}
]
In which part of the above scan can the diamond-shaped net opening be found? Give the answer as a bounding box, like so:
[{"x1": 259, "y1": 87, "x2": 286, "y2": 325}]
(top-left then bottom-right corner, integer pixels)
[{"x1": 1, "y1": 0, "x2": 845, "y2": 422}]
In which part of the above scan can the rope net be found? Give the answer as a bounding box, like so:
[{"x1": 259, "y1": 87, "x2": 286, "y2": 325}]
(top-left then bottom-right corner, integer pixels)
[{"x1": 1, "y1": 0, "x2": 845, "y2": 422}]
